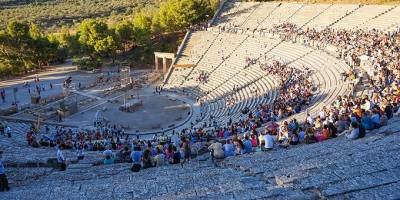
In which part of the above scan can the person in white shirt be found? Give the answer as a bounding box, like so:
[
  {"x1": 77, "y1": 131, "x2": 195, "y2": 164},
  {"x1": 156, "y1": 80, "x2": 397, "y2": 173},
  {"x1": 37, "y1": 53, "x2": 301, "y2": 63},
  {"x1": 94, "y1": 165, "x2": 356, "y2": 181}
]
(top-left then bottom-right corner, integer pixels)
[
  {"x1": 345, "y1": 122, "x2": 360, "y2": 140},
  {"x1": 208, "y1": 142, "x2": 224, "y2": 159},
  {"x1": 319, "y1": 108, "x2": 326, "y2": 120},
  {"x1": 306, "y1": 113, "x2": 314, "y2": 125},
  {"x1": 56, "y1": 147, "x2": 66, "y2": 171},
  {"x1": 4, "y1": 126, "x2": 11, "y2": 138},
  {"x1": 170, "y1": 133, "x2": 180, "y2": 148},
  {"x1": 103, "y1": 148, "x2": 113, "y2": 157},
  {"x1": 264, "y1": 133, "x2": 275, "y2": 150},
  {"x1": 57, "y1": 148, "x2": 64, "y2": 163}
]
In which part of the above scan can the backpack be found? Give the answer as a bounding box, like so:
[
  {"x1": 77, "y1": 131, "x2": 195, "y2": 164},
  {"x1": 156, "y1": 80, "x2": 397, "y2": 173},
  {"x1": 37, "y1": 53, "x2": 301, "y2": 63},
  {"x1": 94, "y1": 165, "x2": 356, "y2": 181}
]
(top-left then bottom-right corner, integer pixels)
[
  {"x1": 131, "y1": 164, "x2": 141, "y2": 172},
  {"x1": 358, "y1": 125, "x2": 366, "y2": 138},
  {"x1": 60, "y1": 163, "x2": 67, "y2": 171}
]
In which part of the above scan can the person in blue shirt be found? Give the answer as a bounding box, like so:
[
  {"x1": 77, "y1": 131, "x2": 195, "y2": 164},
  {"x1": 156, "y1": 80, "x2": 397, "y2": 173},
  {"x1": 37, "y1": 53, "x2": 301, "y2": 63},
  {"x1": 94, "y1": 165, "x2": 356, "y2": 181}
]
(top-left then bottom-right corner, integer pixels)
[
  {"x1": 0, "y1": 150, "x2": 10, "y2": 192},
  {"x1": 361, "y1": 112, "x2": 374, "y2": 130},
  {"x1": 223, "y1": 129, "x2": 230, "y2": 138},
  {"x1": 370, "y1": 110, "x2": 381, "y2": 129},
  {"x1": 103, "y1": 147, "x2": 114, "y2": 165},
  {"x1": 223, "y1": 139, "x2": 235, "y2": 157},
  {"x1": 242, "y1": 135, "x2": 253, "y2": 154},
  {"x1": 130, "y1": 146, "x2": 143, "y2": 172}
]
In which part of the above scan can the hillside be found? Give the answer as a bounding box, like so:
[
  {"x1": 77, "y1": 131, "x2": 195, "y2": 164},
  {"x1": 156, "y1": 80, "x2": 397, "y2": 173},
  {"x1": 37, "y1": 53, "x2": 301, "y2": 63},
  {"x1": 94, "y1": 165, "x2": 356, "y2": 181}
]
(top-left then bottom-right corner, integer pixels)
[{"x1": 0, "y1": 0, "x2": 155, "y2": 32}]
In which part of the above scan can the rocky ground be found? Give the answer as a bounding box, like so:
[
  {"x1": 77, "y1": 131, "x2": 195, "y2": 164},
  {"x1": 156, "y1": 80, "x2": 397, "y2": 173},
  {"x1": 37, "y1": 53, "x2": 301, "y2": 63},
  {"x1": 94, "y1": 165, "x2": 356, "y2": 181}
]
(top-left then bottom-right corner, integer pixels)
[{"x1": 0, "y1": 117, "x2": 399, "y2": 199}]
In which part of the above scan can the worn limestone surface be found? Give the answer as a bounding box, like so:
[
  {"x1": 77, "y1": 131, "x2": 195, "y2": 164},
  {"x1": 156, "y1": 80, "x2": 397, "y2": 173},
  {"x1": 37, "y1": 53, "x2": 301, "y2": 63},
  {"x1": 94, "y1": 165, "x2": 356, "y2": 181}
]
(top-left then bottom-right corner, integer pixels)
[{"x1": 0, "y1": 117, "x2": 399, "y2": 199}]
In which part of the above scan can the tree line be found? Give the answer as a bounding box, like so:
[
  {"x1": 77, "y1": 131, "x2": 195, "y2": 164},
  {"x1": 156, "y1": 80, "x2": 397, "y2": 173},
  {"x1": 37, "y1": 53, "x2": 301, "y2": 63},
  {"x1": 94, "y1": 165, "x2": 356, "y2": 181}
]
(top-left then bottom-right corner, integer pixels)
[{"x1": 0, "y1": 0, "x2": 219, "y2": 77}]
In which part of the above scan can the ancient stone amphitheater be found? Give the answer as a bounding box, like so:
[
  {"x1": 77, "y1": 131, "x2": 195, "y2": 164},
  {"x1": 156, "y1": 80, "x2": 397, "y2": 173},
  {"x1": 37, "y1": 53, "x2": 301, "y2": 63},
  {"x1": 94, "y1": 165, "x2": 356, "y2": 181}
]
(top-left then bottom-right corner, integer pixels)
[{"x1": 1, "y1": 1, "x2": 400, "y2": 199}]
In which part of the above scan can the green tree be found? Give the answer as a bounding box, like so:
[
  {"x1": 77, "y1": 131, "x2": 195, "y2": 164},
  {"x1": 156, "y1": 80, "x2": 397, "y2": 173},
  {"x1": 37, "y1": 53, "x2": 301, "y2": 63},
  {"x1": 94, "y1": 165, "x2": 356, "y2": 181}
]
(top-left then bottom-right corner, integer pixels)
[
  {"x1": 132, "y1": 10, "x2": 152, "y2": 46},
  {"x1": 77, "y1": 19, "x2": 121, "y2": 64},
  {"x1": 7, "y1": 21, "x2": 30, "y2": 39},
  {"x1": 77, "y1": 19, "x2": 110, "y2": 58},
  {"x1": 29, "y1": 23, "x2": 43, "y2": 40},
  {"x1": 157, "y1": 0, "x2": 213, "y2": 32},
  {"x1": 0, "y1": 21, "x2": 63, "y2": 76},
  {"x1": 94, "y1": 35, "x2": 120, "y2": 63},
  {"x1": 115, "y1": 21, "x2": 134, "y2": 52}
]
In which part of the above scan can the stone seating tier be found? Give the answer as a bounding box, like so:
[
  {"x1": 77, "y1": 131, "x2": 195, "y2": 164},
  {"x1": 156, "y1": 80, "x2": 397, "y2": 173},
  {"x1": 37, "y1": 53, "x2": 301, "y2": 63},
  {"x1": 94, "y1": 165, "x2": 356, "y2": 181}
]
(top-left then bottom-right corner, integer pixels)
[{"x1": 1, "y1": 117, "x2": 399, "y2": 199}]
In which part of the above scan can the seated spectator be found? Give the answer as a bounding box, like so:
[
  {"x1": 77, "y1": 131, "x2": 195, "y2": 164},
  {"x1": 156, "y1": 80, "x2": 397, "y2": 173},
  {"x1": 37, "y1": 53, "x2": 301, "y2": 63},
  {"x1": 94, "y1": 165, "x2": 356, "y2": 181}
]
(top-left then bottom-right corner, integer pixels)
[
  {"x1": 103, "y1": 147, "x2": 113, "y2": 163},
  {"x1": 322, "y1": 125, "x2": 331, "y2": 139},
  {"x1": 258, "y1": 133, "x2": 265, "y2": 147},
  {"x1": 170, "y1": 146, "x2": 181, "y2": 164},
  {"x1": 335, "y1": 115, "x2": 350, "y2": 133},
  {"x1": 328, "y1": 123, "x2": 337, "y2": 138},
  {"x1": 370, "y1": 109, "x2": 381, "y2": 128},
  {"x1": 208, "y1": 141, "x2": 224, "y2": 160},
  {"x1": 142, "y1": 149, "x2": 154, "y2": 169},
  {"x1": 130, "y1": 146, "x2": 142, "y2": 172},
  {"x1": 278, "y1": 121, "x2": 289, "y2": 142},
  {"x1": 223, "y1": 140, "x2": 235, "y2": 157},
  {"x1": 103, "y1": 155, "x2": 114, "y2": 165},
  {"x1": 264, "y1": 132, "x2": 275, "y2": 150},
  {"x1": 153, "y1": 147, "x2": 165, "y2": 167},
  {"x1": 361, "y1": 111, "x2": 375, "y2": 130},
  {"x1": 242, "y1": 135, "x2": 253, "y2": 153},
  {"x1": 380, "y1": 112, "x2": 388, "y2": 126},
  {"x1": 233, "y1": 139, "x2": 244, "y2": 155},
  {"x1": 289, "y1": 133, "x2": 299, "y2": 145},
  {"x1": 304, "y1": 127, "x2": 316, "y2": 144},
  {"x1": 314, "y1": 125, "x2": 330, "y2": 142},
  {"x1": 117, "y1": 146, "x2": 131, "y2": 163},
  {"x1": 250, "y1": 134, "x2": 258, "y2": 147},
  {"x1": 165, "y1": 144, "x2": 174, "y2": 160},
  {"x1": 346, "y1": 121, "x2": 360, "y2": 140},
  {"x1": 298, "y1": 128, "x2": 305, "y2": 143}
]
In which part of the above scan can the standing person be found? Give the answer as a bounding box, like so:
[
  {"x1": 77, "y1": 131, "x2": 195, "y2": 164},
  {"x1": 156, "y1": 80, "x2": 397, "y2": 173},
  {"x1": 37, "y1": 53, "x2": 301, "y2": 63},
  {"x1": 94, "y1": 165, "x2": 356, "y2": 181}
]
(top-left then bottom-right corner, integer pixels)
[
  {"x1": 50, "y1": 83, "x2": 53, "y2": 89},
  {"x1": 36, "y1": 85, "x2": 41, "y2": 96},
  {"x1": 0, "y1": 123, "x2": 4, "y2": 136},
  {"x1": 56, "y1": 146, "x2": 67, "y2": 171},
  {"x1": 4, "y1": 125, "x2": 11, "y2": 138},
  {"x1": 182, "y1": 138, "x2": 191, "y2": 163},
  {"x1": 77, "y1": 145, "x2": 84, "y2": 160},
  {"x1": 1, "y1": 90, "x2": 5, "y2": 103},
  {"x1": 0, "y1": 150, "x2": 10, "y2": 192}
]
